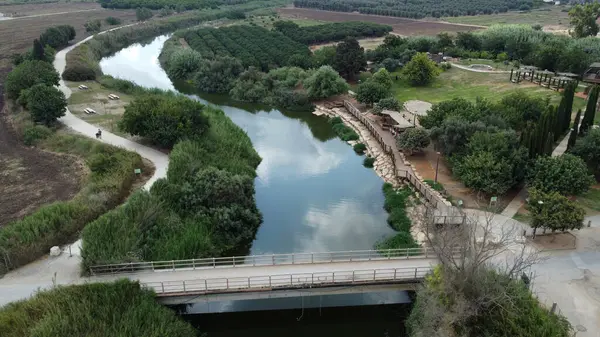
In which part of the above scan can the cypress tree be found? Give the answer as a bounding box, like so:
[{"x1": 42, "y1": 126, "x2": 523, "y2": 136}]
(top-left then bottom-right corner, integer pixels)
[
  {"x1": 572, "y1": 109, "x2": 582, "y2": 133},
  {"x1": 563, "y1": 82, "x2": 576, "y2": 133},
  {"x1": 32, "y1": 39, "x2": 45, "y2": 61},
  {"x1": 544, "y1": 132, "x2": 554, "y2": 155},
  {"x1": 581, "y1": 85, "x2": 600, "y2": 135},
  {"x1": 555, "y1": 98, "x2": 566, "y2": 141}
]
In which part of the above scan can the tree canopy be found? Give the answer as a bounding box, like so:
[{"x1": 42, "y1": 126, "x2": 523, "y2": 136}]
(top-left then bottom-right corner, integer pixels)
[
  {"x1": 333, "y1": 37, "x2": 366, "y2": 79},
  {"x1": 119, "y1": 94, "x2": 210, "y2": 147},
  {"x1": 5, "y1": 60, "x2": 59, "y2": 99},
  {"x1": 24, "y1": 84, "x2": 67, "y2": 126},
  {"x1": 193, "y1": 56, "x2": 244, "y2": 94},
  {"x1": 402, "y1": 52, "x2": 440, "y2": 86},
  {"x1": 356, "y1": 81, "x2": 389, "y2": 106},
  {"x1": 526, "y1": 188, "x2": 585, "y2": 233},
  {"x1": 569, "y1": 2, "x2": 600, "y2": 38},
  {"x1": 397, "y1": 128, "x2": 430, "y2": 155},
  {"x1": 528, "y1": 154, "x2": 594, "y2": 196},
  {"x1": 303, "y1": 65, "x2": 349, "y2": 99},
  {"x1": 571, "y1": 128, "x2": 600, "y2": 177}
]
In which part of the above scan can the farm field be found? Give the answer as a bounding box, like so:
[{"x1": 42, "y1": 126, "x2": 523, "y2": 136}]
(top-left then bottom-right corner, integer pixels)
[
  {"x1": 278, "y1": 7, "x2": 483, "y2": 36},
  {"x1": 0, "y1": 1, "x2": 100, "y2": 17},
  {"x1": 443, "y1": 6, "x2": 570, "y2": 31}
]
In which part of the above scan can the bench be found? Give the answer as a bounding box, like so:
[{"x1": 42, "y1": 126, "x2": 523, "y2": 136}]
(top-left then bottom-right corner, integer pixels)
[
  {"x1": 78, "y1": 85, "x2": 89, "y2": 90},
  {"x1": 84, "y1": 108, "x2": 96, "y2": 114},
  {"x1": 108, "y1": 94, "x2": 120, "y2": 100}
]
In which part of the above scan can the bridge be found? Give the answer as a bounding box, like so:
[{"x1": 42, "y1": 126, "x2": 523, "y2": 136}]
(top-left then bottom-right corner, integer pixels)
[
  {"x1": 84, "y1": 248, "x2": 438, "y2": 304},
  {"x1": 0, "y1": 248, "x2": 439, "y2": 306}
]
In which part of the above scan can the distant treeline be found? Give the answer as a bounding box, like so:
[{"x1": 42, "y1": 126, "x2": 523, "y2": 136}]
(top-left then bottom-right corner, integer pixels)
[
  {"x1": 274, "y1": 21, "x2": 392, "y2": 45},
  {"x1": 98, "y1": 0, "x2": 249, "y2": 10},
  {"x1": 293, "y1": 0, "x2": 536, "y2": 19}
]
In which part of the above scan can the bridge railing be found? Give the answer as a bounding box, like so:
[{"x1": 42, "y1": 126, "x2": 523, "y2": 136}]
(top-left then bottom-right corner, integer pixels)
[
  {"x1": 143, "y1": 266, "x2": 433, "y2": 296},
  {"x1": 89, "y1": 247, "x2": 436, "y2": 275}
]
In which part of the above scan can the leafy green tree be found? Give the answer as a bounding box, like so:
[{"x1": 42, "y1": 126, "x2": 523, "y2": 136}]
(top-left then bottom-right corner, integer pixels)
[
  {"x1": 419, "y1": 97, "x2": 479, "y2": 129},
  {"x1": 158, "y1": 6, "x2": 173, "y2": 17},
  {"x1": 136, "y1": 7, "x2": 153, "y2": 21},
  {"x1": 571, "y1": 128, "x2": 600, "y2": 177},
  {"x1": 569, "y1": 3, "x2": 600, "y2": 38},
  {"x1": 105, "y1": 16, "x2": 122, "y2": 25},
  {"x1": 32, "y1": 39, "x2": 45, "y2": 61},
  {"x1": 5, "y1": 60, "x2": 59, "y2": 99},
  {"x1": 580, "y1": 85, "x2": 600, "y2": 135},
  {"x1": 397, "y1": 128, "x2": 430, "y2": 155},
  {"x1": 333, "y1": 37, "x2": 366, "y2": 79},
  {"x1": 287, "y1": 53, "x2": 313, "y2": 69},
  {"x1": 370, "y1": 68, "x2": 393, "y2": 91},
  {"x1": 166, "y1": 48, "x2": 203, "y2": 80},
  {"x1": 119, "y1": 94, "x2": 209, "y2": 147},
  {"x1": 430, "y1": 118, "x2": 487, "y2": 156},
  {"x1": 498, "y1": 91, "x2": 547, "y2": 130},
  {"x1": 267, "y1": 66, "x2": 309, "y2": 89},
  {"x1": 230, "y1": 67, "x2": 269, "y2": 103},
  {"x1": 313, "y1": 46, "x2": 336, "y2": 67},
  {"x1": 303, "y1": 65, "x2": 349, "y2": 99},
  {"x1": 193, "y1": 56, "x2": 244, "y2": 94},
  {"x1": 528, "y1": 154, "x2": 594, "y2": 195},
  {"x1": 25, "y1": 84, "x2": 67, "y2": 126},
  {"x1": 84, "y1": 19, "x2": 102, "y2": 33},
  {"x1": 175, "y1": 4, "x2": 186, "y2": 13},
  {"x1": 39, "y1": 25, "x2": 75, "y2": 49},
  {"x1": 403, "y1": 52, "x2": 440, "y2": 86},
  {"x1": 380, "y1": 58, "x2": 401, "y2": 72},
  {"x1": 455, "y1": 31, "x2": 481, "y2": 51},
  {"x1": 527, "y1": 188, "x2": 585, "y2": 233},
  {"x1": 373, "y1": 97, "x2": 402, "y2": 114},
  {"x1": 567, "y1": 109, "x2": 582, "y2": 151},
  {"x1": 453, "y1": 150, "x2": 515, "y2": 195},
  {"x1": 355, "y1": 81, "x2": 388, "y2": 106},
  {"x1": 436, "y1": 32, "x2": 454, "y2": 50}
]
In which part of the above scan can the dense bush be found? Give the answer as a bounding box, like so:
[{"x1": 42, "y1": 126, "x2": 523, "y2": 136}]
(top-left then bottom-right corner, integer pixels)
[
  {"x1": 274, "y1": 20, "x2": 392, "y2": 44},
  {"x1": 230, "y1": 67, "x2": 269, "y2": 103},
  {"x1": 294, "y1": 0, "x2": 530, "y2": 20},
  {"x1": 105, "y1": 16, "x2": 122, "y2": 25},
  {"x1": 571, "y1": 128, "x2": 600, "y2": 177},
  {"x1": 84, "y1": 19, "x2": 102, "y2": 33},
  {"x1": 39, "y1": 25, "x2": 75, "y2": 49},
  {"x1": 62, "y1": 65, "x2": 97, "y2": 81},
  {"x1": 194, "y1": 56, "x2": 244, "y2": 93},
  {"x1": 165, "y1": 48, "x2": 203, "y2": 80},
  {"x1": 397, "y1": 128, "x2": 430, "y2": 155},
  {"x1": 183, "y1": 25, "x2": 310, "y2": 71},
  {"x1": 373, "y1": 97, "x2": 402, "y2": 114},
  {"x1": 376, "y1": 183, "x2": 419, "y2": 250},
  {"x1": 22, "y1": 124, "x2": 52, "y2": 146},
  {"x1": 527, "y1": 188, "x2": 585, "y2": 232},
  {"x1": 403, "y1": 52, "x2": 440, "y2": 86},
  {"x1": 0, "y1": 280, "x2": 196, "y2": 337},
  {"x1": 528, "y1": 154, "x2": 594, "y2": 196},
  {"x1": 119, "y1": 93, "x2": 210, "y2": 147},
  {"x1": 24, "y1": 84, "x2": 67, "y2": 126},
  {"x1": 363, "y1": 156, "x2": 375, "y2": 168},
  {"x1": 353, "y1": 143, "x2": 367, "y2": 154},
  {"x1": 5, "y1": 60, "x2": 59, "y2": 99},
  {"x1": 329, "y1": 117, "x2": 359, "y2": 141},
  {"x1": 303, "y1": 65, "x2": 349, "y2": 99}
]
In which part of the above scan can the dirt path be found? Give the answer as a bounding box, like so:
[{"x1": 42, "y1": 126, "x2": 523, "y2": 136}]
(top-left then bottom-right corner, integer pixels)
[
  {"x1": 450, "y1": 62, "x2": 512, "y2": 74},
  {"x1": 5, "y1": 8, "x2": 101, "y2": 21}
]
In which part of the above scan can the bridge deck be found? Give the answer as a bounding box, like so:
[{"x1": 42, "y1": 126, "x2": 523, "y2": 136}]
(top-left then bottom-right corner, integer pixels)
[{"x1": 0, "y1": 258, "x2": 437, "y2": 305}]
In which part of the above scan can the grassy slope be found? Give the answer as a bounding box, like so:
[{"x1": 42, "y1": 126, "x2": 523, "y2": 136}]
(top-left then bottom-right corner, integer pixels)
[
  {"x1": 0, "y1": 280, "x2": 195, "y2": 337},
  {"x1": 442, "y1": 6, "x2": 570, "y2": 28}
]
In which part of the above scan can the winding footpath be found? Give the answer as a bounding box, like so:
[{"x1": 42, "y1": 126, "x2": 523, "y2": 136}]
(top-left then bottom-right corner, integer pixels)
[{"x1": 0, "y1": 26, "x2": 168, "y2": 306}]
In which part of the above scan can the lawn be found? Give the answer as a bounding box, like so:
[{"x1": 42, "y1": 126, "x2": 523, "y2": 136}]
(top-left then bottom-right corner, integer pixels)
[
  {"x1": 442, "y1": 6, "x2": 569, "y2": 29},
  {"x1": 577, "y1": 188, "x2": 600, "y2": 213},
  {"x1": 389, "y1": 67, "x2": 586, "y2": 111}
]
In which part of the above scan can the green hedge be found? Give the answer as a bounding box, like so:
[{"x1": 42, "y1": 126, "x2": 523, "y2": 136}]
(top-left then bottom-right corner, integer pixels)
[{"x1": 376, "y1": 183, "x2": 419, "y2": 250}]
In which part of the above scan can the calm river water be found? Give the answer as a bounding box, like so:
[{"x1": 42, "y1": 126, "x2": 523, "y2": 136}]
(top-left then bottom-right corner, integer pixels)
[{"x1": 99, "y1": 35, "x2": 409, "y2": 336}]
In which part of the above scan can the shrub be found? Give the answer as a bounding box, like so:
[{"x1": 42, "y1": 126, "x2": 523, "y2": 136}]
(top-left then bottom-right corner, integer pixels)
[
  {"x1": 373, "y1": 97, "x2": 402, "y2": 114},
  {"x1": 376, "y1": 231, "x2": 418, "y2": 250},
  {"x1": 363, "y1": 156, "x2": 375, "y2": 168},
  {"x1": 353, "y1": 143, "x2": 367, "y2": 154},
  {"x1": 396, "y1": 128, "x2": 430, "y2": 155},
  {"x1": 5, "y1": 60, "x2": 59, "y2": 99},
  {"x1": 528, "y1": 154, "x2": 594, "y2": 196},
  {"x1": 403, "y1": 52, "x2": 441, "y2": 86},
  {"x1": 25, "y1": 84, "x2": 67, "y2": 126},
  {"x1": 303, "y1": 65, "x2": 349, "y2": 99},
  {"x1": 105, "y1": 16, "x2": 122, "y2": 25},
  {"x1": 165, "y1": 48, "x2": 202, "y2": 80},
  {"x1": 329, "y1": 117, "x2": 359, "y2": 141},
  {"x1": 62, "y1": 65, "x2": 97, "y2": 81},
  {"x1": 22, "y1": 124, "x2": 52, "y2": 146}
]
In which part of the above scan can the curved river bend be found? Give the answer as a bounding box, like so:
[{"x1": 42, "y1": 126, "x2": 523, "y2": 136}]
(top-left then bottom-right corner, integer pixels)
[{"x1": 100, "y1": 35, "x2": 395, "y2": 255}]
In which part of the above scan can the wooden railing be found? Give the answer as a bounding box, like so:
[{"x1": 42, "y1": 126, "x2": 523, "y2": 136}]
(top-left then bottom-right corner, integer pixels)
[
  {"x1": 143, "y1": 266, "x2": 433, "y2": 296},
  {"x1": 343, "y1": 101, "x2": 458, "y2": 216}
]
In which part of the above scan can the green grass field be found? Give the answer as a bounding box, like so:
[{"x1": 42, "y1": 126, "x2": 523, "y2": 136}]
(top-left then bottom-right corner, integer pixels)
[
  {"x1": 577, "y1": 188, "x2": 600, "y2": 213},
  {"x1": 389, "y1": 67, "x2": 586, "y2": 111},
  {"x1": 442, "y1": 6, "x2": 569, "y2": 28}
]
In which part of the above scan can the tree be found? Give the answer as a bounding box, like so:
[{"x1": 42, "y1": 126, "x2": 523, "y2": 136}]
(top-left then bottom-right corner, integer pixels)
[
  {"x1": 193, "y1": 56, "x2": 244, "y2": 94},
  {"x1": 166, "y1": 48, "x2": 203, "y2": 80},
  {"x1": 380, "y1": 58, "x2": 401, "y2": 72},
  {"x1": 229, "y1": 67, "x2": 269, "y2": 103},
  {"x1": 580, "y1": 85, "x2": 599, "y2": 135},
  {"x1": 119, "y1": 94, "x2": 210, "y2": 148},
  {"x1": 287, "y1": 53, "x2": 313, "y2": 69},
  {"x1": 455, "y1": 31, "x2": 481, "y2": 50},
  {"x1": 402, "y1": 52, "x2": 440, "y2": 86},
  {"x1": 498, "y1": 91, "x2": 547, "y2": 130},
  {"x1": 32, "y1": 39, "x2": 45, "y2": 61},
  {"x1": 25, "y1": 84, "x2": 66, "y2": 126},
  {"x1": 136, "y1": 7, "x2": 153, "y2": 21},
  {"x1": 571, "y1": 128, "x2": 600, "y2": 177},
  {"x1": 430, "y1": 118, "x2": 491, "y2": 156},
  {"x1": 312, "y1": 46, "x2": 336, "y2": 67},
  {"x1": 528, "y1": 154, "x2": 594, "y2": 196},
  {"x1": 39, "y1": 25, "x2": 75, "y2": 49},
  {"x1": 569, "y1": 3, "x2": 600, "y2": 38},
  {"x1": 303, "y1": 65, "x2": 348, "y2": 99},
  {"x1": 396, "y1": 128, "x2": 430, "y2": 155},
  {"x1": 333, "y1": 37, "x2": 366, "y2": 79},
  {"x1": 453, "y1": 150, "x2": 515, "y2": 196},
  {"x1": 5, "y1": 60, "x2": 59, "y2": 99},
  {"x1": 158, "y1": 6, "x2": 173, "y2": 17},
  {"x1": 84, "y1": 19, "x2": 102, "y2": 33},
  {"x1": 436, "y1": 32, "x2": 454, "y2": 50},
  {"x1": 370, "y1": 68, "x2": 393, "y2": 91},
  {"x1": 355, "y1": 81, "x2": 388, "y2": 106},
  {"x1": 419, "y1": 97, "x2": 478, "y2": 129},
  {"x1": 105, "y1": 16, "x2": 122, "y2": 25},
  {"x1": 527, "y1": 188, "x2": 585, "y2": 234},
  {"x1": 567, "y1": 109, "x2": 582, "y2": 151},
  {"x1": 373, "y1": 97, "x2": 401, "y2": 114}
]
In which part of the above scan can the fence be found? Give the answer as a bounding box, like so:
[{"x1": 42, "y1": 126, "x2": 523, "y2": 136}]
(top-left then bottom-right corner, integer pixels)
[
  {"x1": 143, "y1": 266, "x2": 433, "y2": 296},
  {"x1": 89, "y1": 247, "x2": 437, "y2": 275},
  {"x1": 343, "y1": 101, "x2": 457, "y2": 216}
]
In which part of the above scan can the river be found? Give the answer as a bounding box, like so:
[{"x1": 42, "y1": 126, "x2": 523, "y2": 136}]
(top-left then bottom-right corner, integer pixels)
[{"x1": 99, "y1": 35, "x2": 410, "y2": 336}]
